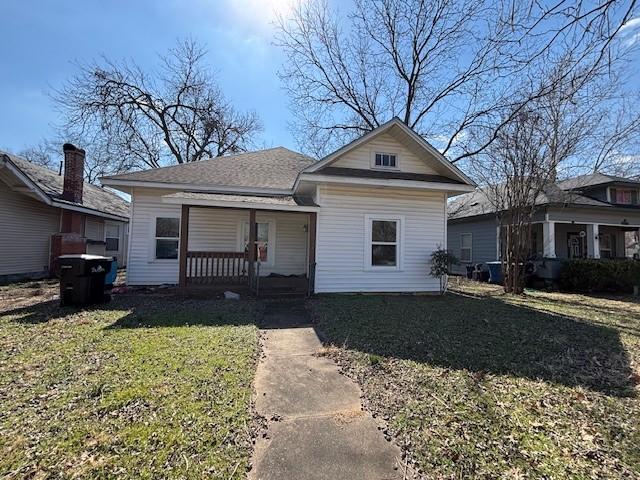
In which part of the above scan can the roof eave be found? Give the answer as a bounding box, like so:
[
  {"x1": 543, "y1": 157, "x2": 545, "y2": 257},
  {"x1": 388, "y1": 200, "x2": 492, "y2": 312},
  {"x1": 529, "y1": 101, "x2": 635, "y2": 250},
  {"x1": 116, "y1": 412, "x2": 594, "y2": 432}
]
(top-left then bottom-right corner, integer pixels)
[
  {"x1": 297, "y1": 172, "x2": 476, "y2": 193},
  {"x1": 2, "y1": 154, "x2": 129, "y2": 221},
  {"x1": 161, "y1": 195, "x2": 319, "y2": 212},
  {"x1": 100, "y1": 178, "x2": 294, "y2": 195}
]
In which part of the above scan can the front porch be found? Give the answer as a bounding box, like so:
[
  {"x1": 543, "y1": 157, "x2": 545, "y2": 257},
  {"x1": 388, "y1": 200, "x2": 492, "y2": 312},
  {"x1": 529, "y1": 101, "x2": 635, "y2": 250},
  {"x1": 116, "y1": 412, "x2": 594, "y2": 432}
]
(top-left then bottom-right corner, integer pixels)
[
  {"x1": 530, "y1": 221, "x2": 640, "y2": 260},
  {"x1": 170, "y1": 194, "x2": 318, "y2": 296}
]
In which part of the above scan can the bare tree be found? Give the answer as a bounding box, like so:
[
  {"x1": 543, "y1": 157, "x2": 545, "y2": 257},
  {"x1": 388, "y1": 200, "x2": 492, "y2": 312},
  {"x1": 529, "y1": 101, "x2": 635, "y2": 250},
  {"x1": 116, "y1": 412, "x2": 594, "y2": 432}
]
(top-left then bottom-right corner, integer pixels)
[
  {"x1": 18, "y1": 140, "x2": 59, "y2": 171},
  {"x1": 54, "y1": 39, "x2": 262, "y2": 171},
  {"x1": 468, "y1": 52, "x2": 639, "y2": 293},
  {"x1": 276, "y1": 0, "x2": 637, "y2": 158},
  {"x1": 18, "y1": 131, "x2": 140, "y2": 184}
]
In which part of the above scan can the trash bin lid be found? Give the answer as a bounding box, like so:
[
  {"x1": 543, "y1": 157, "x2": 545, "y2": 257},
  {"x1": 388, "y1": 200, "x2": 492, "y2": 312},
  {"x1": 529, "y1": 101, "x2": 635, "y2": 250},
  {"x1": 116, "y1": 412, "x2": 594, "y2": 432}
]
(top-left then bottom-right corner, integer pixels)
[{"x1": 58, "y1": 254, "x2": 114, "y2": 261}]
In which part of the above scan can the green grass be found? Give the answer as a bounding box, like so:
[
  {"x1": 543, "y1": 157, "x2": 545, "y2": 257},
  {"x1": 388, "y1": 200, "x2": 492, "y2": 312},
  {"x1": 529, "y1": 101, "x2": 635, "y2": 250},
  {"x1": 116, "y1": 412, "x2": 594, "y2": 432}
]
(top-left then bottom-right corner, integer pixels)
[
  {"x1": 0, "y1": 292, "x2": 259, "y2": 479},
  {"x1": 311, "y1": 283, "x2": 640, "y2": 478}
]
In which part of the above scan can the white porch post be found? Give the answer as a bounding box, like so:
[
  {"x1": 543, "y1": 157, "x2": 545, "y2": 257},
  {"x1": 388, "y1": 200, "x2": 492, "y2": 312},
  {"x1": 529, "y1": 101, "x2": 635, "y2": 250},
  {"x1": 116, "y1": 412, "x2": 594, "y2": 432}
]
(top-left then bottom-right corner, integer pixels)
[
  {"x1": 586, "y1": 224, "x2": 600, "y2": 258},
  {"x1": 543, "y1": 221, "x2": 556, "y2": 258}
]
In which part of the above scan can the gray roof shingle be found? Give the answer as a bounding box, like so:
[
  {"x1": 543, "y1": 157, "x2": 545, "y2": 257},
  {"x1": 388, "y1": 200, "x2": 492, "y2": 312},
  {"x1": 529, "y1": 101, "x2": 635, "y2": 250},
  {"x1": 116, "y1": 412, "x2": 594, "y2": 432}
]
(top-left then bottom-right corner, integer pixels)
[
  {"x1": 3, "y1": 152, "x2": 130, "y2": 219},
  {"x1": 557, "y1": 172, "x2": 640, "y2": 190},
  {"x1": 102, "y1": 147, "x2": 316, "y2": 191},
  {"x1": 449, "y1": 181, "x2": 612, "y2": 220}
]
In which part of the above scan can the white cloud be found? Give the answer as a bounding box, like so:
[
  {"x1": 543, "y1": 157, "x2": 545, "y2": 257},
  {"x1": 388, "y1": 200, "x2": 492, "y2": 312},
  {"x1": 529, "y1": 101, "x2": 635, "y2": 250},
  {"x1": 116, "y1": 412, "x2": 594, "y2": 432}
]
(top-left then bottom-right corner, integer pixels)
[
  {"x1": 620, "y1": 17, "x2": 640, "y2": 33},
  {"x1": 619, "y1": 17, "x2": 640, "y2": 46}
]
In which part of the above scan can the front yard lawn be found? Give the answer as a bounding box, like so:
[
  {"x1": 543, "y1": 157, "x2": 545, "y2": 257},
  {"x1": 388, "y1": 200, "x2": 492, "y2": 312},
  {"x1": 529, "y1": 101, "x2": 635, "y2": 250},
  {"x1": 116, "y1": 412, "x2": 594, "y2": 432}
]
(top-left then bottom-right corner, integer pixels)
[
  {"x1": 0, "y1": 285, "x2": 259, "y2": 479},
  {"x1": 312, "y1": 281, "x2": 640, "y2": 478}
]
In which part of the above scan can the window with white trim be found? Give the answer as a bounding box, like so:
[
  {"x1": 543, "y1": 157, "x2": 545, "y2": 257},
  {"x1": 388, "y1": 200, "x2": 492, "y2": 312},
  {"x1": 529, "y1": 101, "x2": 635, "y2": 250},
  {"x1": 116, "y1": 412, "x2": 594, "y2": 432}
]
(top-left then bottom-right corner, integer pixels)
[
  {"x1": 239, "y1": 221, "x2": 275, "y2": 266},
  {"x1": 460, "y1": 233, "x2": 472, "y2": 262},
  {"x1": 365, "y1": 215, "x2": 403, "y2": 269},
  {"x1": 105, "y1": 223, "x2": 120, "y2": 252},
  {"x1": 612, "y1": 188, "x2": 635, "y2": 205},
  {"x1": 600, "y1": 233, "x2": 616, "y2": 258},
  {"x1": 374, "y1": 152, "x2": 397, "y2": 168},
  {"x1": 155, "y1": 217, "x2": 180, "y2": 259}
]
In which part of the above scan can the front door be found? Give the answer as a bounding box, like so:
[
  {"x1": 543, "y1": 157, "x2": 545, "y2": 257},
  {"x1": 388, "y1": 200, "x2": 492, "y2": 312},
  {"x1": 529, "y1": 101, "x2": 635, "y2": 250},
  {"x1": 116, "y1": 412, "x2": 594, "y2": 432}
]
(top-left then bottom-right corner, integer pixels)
[{"x1": 567, "y1": 233, "x2": 584, "y2": 259}]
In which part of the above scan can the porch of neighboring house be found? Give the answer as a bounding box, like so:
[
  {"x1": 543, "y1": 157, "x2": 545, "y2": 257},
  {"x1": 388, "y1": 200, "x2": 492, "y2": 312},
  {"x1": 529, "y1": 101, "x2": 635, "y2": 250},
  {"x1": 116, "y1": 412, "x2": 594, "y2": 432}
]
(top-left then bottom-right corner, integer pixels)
[
  {"x1": 167, "y1": 194, "x2": 318, "y2": 297},
  {"x1": 495, "y1": 220, "x2": 640, "y2": 281},
  {"x1": 529, "y1": 221, "x2": 640, "y2": 260}
]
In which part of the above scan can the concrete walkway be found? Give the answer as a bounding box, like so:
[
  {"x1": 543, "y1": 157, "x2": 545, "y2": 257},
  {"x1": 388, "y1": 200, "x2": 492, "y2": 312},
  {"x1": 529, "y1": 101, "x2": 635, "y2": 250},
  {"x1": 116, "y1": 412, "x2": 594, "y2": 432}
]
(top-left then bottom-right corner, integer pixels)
[{"x1": 251, "y1": 302, "x2": 402, "y2": 480}]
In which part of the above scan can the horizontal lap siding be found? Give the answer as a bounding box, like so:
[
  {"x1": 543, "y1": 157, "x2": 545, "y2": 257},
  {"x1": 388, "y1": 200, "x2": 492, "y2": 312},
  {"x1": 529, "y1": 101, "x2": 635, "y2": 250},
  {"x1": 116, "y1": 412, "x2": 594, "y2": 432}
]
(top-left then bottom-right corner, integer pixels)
[
  {"x1": 127, "y1": 188, "x2": 181, "y2": 285},
  {"x1": 315, "y1": 185, "x2": 445, "y2": 293},
  {"x1": 189, "y1": 209, "x2": 307, "y2": 276},
  {"x1": 127, "y1": 187, "x2": 308, "y2": 285},
  {"x1": 447, "y1": 218, "x2": 498, "y2": 274},
  {"x1": 0, "y1": 182, "x2": 60, "y2": 276},
  {"x1": 332, "y1": 133, "x2": 437, "y2": 174},
  {"x1": 260, "y1": 211, "x2": 307, "y2": 276}
]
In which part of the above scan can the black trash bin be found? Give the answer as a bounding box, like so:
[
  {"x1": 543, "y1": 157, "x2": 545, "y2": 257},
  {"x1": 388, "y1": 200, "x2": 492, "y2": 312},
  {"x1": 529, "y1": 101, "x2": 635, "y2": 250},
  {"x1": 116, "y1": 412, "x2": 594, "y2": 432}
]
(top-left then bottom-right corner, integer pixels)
[{"x1": 59, "y1": 254, "x2": 113, "y2": 306}]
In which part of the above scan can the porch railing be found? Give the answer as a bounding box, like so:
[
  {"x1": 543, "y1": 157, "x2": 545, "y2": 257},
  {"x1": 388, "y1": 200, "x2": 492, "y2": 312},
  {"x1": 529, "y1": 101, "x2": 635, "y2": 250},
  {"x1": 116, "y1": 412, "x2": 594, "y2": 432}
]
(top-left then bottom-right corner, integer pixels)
[{"x1": 185, "y1": 251, "x2": 248, "y2": 285}]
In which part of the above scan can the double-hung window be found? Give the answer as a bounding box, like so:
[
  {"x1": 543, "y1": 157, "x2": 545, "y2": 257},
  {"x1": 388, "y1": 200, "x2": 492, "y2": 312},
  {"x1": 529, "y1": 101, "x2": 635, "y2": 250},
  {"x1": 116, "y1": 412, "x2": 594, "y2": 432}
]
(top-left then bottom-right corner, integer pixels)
[
  {"x1": 373, "y1": 152, "x2": 397, "y2": 169},
  {"x1": 460, "y1": 233, "x2": 472, "y2": 262},
  {"x1": 105, "y1": 223, "x2": 120, "y2": 252},
  {"x1": 155, "y1": 217, "x2": 180, "y2": 259},
  {"x1": 365, "y1": 215, "x2": 402, "y2": 269},
  {"x1": 615, "y1": 189, "x2": 633, "y2": 205}
]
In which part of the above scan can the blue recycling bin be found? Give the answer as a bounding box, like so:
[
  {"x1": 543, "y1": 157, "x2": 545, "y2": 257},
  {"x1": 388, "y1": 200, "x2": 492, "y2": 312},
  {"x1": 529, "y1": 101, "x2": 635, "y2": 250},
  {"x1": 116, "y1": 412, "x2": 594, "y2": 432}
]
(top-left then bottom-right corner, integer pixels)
[
  {"x1": 486, "y1": 261, "x2": 503, "y2": 284},
  {"x1": 104, "y1": 258, "x2": 118, "y2": 286}
]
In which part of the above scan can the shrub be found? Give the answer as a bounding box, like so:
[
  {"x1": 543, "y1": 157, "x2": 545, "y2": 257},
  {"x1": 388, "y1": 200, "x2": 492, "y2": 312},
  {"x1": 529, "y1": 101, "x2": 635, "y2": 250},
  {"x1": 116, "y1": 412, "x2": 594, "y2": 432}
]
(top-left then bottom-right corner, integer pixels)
[
  {"x1": 559, "y1": 259, "x2": 640, "y2": 293},
  {"x1": 430, "y1": 248, "x2": 459, "y2": 294}
]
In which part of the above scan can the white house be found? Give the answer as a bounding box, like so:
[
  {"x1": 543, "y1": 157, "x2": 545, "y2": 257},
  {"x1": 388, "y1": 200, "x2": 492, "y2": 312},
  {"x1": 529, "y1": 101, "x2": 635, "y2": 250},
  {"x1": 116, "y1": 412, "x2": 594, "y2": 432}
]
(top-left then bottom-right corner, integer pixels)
[{"x1": 101, "y1": 118, "x2": 475, "y2": 294}]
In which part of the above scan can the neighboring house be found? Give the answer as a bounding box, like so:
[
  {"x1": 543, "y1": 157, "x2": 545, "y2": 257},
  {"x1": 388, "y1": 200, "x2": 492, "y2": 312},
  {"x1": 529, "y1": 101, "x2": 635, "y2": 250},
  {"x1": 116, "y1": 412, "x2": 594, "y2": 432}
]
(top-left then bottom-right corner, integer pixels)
[
  {"x1": 0, "y1": 144, "x2": 130, "y2": 283},
  {"x1": 447, "y1": 173, "x2": 640, "y2": 277},
  {"x1": 101, "y1": 118, "x2": 475, "y2": 293}
]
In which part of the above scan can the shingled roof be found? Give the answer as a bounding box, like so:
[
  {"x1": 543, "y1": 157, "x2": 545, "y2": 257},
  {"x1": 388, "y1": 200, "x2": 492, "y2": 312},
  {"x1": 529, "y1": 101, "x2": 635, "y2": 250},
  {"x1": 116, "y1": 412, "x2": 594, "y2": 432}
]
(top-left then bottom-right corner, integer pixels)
[
  {"x1": 102, "y1": 147, "x2": 316, "y2": 191},
  {"x1": 557, "y1": 172, "x2": 640, "y2": 190},
  {"x1": 449, "y1": 181, "x2": 613, "y2": 220},
  {"x1": 1, "y1": 152, "x2": 130, "y2": 220}
]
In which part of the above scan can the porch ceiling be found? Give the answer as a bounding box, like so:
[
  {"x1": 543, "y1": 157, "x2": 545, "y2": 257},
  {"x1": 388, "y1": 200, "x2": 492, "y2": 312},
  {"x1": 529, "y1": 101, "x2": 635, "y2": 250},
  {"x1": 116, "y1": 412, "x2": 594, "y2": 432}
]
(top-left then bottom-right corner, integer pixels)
[{"x1": 161, "y1": 191, "x2": 319, "y2": 212}]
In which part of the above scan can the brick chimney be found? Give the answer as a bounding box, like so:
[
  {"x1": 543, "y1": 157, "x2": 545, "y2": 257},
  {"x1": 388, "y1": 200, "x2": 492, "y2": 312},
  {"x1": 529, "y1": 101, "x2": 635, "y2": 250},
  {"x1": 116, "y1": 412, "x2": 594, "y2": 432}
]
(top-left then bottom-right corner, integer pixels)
[
  {"x1": 62, "y1": 143, "x2": 85, "y2": 203},
  {"x1": 51, "y1": 143, "x2": 87, "y2": 275}
]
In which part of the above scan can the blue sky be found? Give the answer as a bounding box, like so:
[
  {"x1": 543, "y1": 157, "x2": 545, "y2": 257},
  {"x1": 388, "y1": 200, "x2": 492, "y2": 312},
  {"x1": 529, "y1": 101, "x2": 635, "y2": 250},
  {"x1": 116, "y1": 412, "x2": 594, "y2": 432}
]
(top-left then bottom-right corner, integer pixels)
[
  {"x1": 0, "y1": 0, "x2": 311, "y2": 154},
  {"x1": 1, "y1": 1, "x2": 638, "y2": 159}
]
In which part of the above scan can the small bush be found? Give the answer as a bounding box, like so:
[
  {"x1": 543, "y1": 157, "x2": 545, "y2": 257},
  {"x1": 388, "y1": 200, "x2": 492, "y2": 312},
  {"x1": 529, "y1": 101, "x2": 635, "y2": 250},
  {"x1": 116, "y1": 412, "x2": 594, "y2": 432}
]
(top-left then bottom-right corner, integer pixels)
[{"x1": 559, "y1": 259, "x2": 640, "y2": 293}]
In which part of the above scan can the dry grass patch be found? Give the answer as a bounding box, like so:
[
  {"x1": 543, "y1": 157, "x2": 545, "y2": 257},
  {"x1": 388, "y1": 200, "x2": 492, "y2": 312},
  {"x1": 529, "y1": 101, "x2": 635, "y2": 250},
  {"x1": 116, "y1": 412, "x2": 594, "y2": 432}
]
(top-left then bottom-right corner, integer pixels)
[{"x1": 311, "y1": 281, "x2": 640, "y2": 478}]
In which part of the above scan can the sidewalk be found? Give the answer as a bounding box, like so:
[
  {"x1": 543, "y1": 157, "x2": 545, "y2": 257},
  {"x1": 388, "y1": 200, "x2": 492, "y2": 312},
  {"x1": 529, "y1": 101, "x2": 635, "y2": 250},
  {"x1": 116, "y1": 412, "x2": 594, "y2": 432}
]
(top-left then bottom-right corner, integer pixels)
[{"x1": 250, "y1": 302, "x2": 403, "y2": 480}]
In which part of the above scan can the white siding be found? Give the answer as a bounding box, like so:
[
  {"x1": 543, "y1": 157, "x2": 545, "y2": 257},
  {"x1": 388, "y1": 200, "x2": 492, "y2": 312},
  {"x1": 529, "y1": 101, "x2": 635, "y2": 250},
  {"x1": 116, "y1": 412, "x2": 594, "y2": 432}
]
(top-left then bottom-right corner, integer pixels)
[
  {"x1": 104, "y1": 220, "x2": 129, "y2": 268},
  {"x1": 189, "y1": 208, "x2": 308, "y2": 276},
  {"x1": 315, "y1": 184, "x2": 446, "y2": 293},
  {"x1": 332, "y1": 132, "x2": 437, "y2": 174},
  {"x1": 84, "y1": 218, "x2": 104, "y2": 240},
  {"x1": 127, "y1": 188, "x2": 182, "y2": 285},
  {"x1": 0, "y1": 180, "x2": 60, "y2": 276},
  {"x1": 126, "y1": 187, "x2": 309, "y2": 285}
]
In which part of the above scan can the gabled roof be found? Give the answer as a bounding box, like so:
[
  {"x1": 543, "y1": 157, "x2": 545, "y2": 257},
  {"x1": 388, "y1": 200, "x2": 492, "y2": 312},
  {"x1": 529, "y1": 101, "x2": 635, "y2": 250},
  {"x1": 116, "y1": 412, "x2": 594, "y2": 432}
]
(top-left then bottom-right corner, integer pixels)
[
  {"x1": 102, "y1": 147, "x2": 315, "y2": 193},
  {"x1": 449, "y1": 182, "x2": 613, "y2": 220},
  {"x1": 557, "y1": 172, "x2": 640, "y2": 190},
  {"x1": 0, "y1": 152, "x2": 129, "y2": 221},
  {"x1": 302, "y1": 117, "x2": 475, "y2": 186}
]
